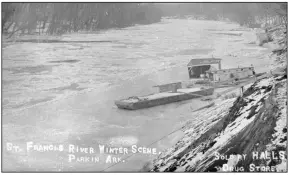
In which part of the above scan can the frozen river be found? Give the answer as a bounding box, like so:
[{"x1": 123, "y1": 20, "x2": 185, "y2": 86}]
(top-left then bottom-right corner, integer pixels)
[{"x1": 2, "y1": 18, "x2": 273, "y2": 171}]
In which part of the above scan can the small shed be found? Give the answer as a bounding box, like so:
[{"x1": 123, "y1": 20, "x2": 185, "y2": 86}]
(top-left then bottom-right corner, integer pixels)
[
  {"x1": 187, "y1": 58, "x2": 222, "y2": 79},
  {"x1": 153, "y1": 82, "x2": 182, "y2": 93}
]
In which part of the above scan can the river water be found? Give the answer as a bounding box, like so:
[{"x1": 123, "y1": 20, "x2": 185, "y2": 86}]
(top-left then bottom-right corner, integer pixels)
[{"x1": 2, "y1": 18, "x2": 273, "y2": 172}]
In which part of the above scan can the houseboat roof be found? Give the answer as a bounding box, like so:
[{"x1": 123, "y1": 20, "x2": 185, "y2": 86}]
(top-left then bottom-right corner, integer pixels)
[
  {"x1": 187, "y1": 58, "x2": 222, "y2": 67},
  {"x1": 206, "y1": 66, "x2": 254, "y2": 73}
]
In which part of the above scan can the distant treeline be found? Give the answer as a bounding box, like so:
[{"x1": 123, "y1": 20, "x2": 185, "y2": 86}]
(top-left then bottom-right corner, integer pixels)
[
  {"x1": 158, "y1": 3, "x2": 287, "y2": 27},
  {"x1": 1, "y1": 3, "x2": 287, "y2": 37}
]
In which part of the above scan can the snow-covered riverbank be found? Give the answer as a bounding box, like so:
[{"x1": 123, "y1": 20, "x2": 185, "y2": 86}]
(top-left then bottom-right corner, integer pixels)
[{"x1": 149, "y1": 24, "x2": 287, "y2": 172}]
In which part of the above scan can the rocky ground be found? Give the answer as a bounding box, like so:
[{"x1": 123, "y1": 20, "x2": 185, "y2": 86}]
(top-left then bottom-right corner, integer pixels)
[{"x1": 147, "y1": 24, "x2": 287, "y2": 172}]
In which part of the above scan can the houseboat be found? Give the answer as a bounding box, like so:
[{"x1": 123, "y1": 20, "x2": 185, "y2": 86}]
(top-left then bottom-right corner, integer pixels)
[{"x1": 187, "y1": 58, "x2": 256, "y2": 86}]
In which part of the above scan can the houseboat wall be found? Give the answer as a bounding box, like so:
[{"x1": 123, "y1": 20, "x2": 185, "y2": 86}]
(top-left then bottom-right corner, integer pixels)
[{"x1": 211, "y1": 67, "x2": 254, "y2": 82}]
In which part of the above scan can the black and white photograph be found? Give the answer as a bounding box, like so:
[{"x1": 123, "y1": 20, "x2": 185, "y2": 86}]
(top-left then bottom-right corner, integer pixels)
[{"x1": 1, "y1": 1, "x2": 288, "y2": 172}]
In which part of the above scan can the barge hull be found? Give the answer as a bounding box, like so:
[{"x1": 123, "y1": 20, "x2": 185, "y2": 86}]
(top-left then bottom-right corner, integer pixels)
[{"x1": 115, "y1": 88, "x2": 214, "y2": 110}]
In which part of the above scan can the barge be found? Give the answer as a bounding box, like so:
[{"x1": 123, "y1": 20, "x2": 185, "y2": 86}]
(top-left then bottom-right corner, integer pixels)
[{"x1": 115, "y1": 86, "x2": 214, "y2": 110}]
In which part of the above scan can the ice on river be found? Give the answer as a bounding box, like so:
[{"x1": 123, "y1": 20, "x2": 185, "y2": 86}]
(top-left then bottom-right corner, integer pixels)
[{"x1": 2, "y1": 18, "x2": 274, "y2": 172}]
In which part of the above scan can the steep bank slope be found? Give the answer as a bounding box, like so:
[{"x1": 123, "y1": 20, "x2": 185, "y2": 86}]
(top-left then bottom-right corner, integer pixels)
[
  {"x1": 151, "y1": 75, "x2": 287, "y2": 172},
  {"x1": 150, "y1": 24, "x2": 287, "y2": 172}
]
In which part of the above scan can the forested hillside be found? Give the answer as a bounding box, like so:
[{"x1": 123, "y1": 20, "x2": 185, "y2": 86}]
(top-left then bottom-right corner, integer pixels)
[
  {"x1": 2, "y1": 3, "x2": 162, "y2": 37},
  {"x1": 1, "y1": 3, "x2": 287, "y2": 38}
]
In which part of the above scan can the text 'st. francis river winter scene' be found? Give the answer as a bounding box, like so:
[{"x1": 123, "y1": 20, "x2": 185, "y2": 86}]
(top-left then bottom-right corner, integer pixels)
[{"x1": 1, "y1": 2, "x2": 288, "y2": 172}]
